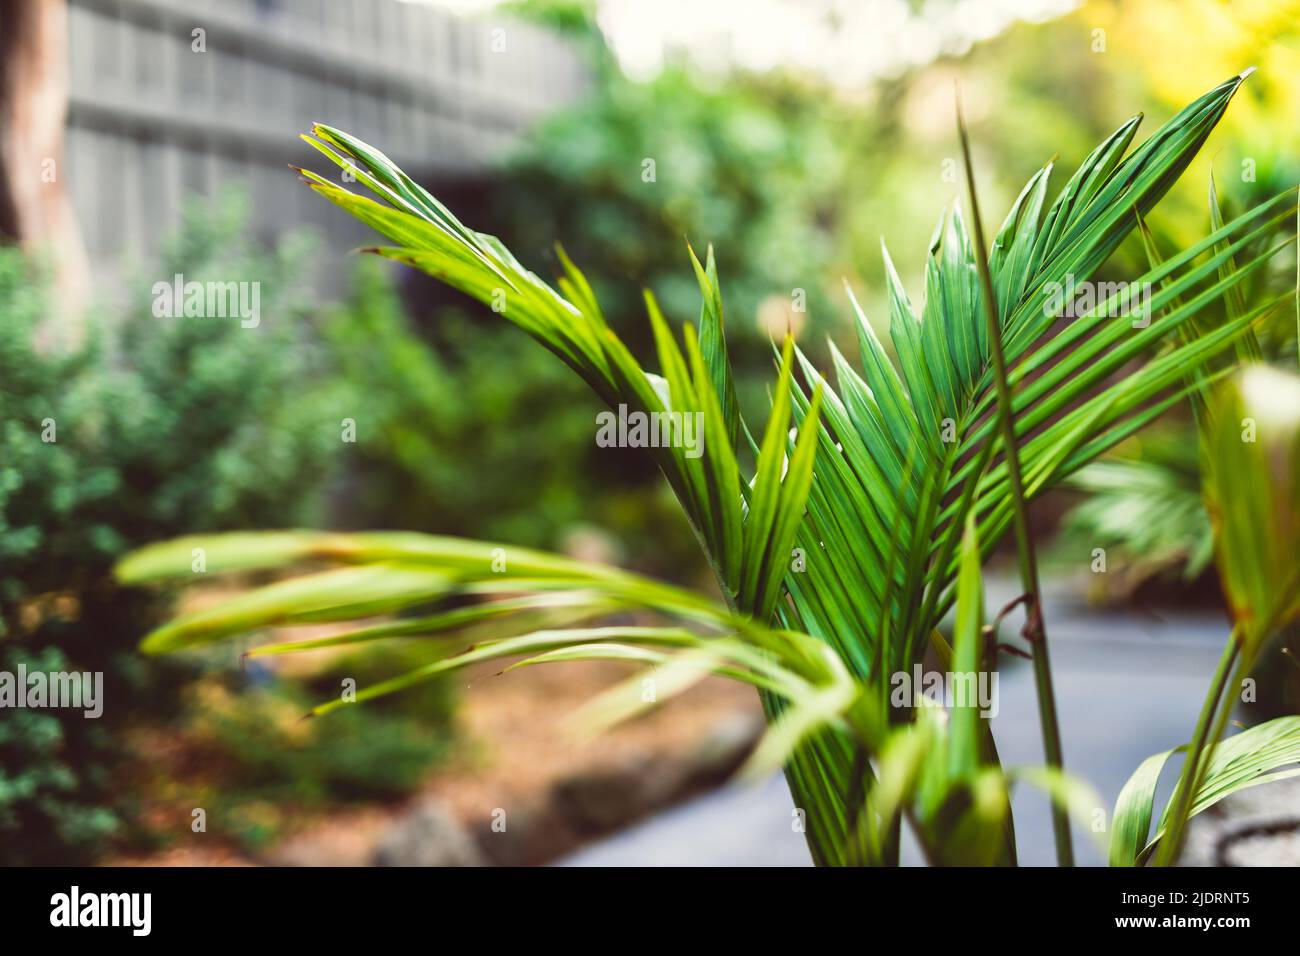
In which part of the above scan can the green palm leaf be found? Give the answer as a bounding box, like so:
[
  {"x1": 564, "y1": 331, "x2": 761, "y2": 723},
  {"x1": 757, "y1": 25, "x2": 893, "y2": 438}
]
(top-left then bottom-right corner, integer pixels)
[
  {"x1": 118, "y1": 72, "x2": 1299, "y2": 866},
  {"x1": 1111, "y1": 716, "x2": 1300, "y2": 866}
]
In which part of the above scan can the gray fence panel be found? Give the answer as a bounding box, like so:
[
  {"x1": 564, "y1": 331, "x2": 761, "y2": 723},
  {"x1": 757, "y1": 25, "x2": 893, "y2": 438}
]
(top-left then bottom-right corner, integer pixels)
[{"x1": 64, "y1": 0, "x2": 589, "y2": 289}]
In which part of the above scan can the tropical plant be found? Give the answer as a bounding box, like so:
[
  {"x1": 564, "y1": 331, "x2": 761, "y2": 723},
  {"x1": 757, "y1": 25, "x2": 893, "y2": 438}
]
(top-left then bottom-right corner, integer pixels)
[
  {"x1": 1055, "y1": 170, "x2": 1299, "y2": 595},
  {"x1": 1110, "y1": 366, "x2": 1300, "y2": 865},
  {"x1": 1055, "y1": 432, "x2": 1212, "y2": 594},
  {"x1": 118, "y1": 72, "x2": 1300, "y2": 865}
]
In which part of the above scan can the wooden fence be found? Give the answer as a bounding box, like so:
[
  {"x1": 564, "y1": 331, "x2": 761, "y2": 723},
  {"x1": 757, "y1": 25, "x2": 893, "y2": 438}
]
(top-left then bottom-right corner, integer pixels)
[{"x1": 63, "y1": 0, "x2": 589, "y2": 281}]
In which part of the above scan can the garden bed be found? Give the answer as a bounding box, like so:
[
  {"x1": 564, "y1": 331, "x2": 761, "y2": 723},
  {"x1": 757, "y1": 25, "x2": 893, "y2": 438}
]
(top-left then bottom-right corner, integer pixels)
[{"x1": 112, "y1": 654, "x2": 761, "y2": 867}]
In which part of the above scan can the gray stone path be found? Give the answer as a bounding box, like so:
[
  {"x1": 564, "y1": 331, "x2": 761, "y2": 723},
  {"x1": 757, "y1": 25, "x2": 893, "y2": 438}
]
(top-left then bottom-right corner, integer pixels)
[{"x1": 560, "y1": 575, "x2": 1239, "y2": 866}]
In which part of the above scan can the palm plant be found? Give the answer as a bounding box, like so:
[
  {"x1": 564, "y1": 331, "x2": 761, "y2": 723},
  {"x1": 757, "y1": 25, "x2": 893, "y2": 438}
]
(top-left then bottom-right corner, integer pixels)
[
  {"x1": 1110, "y1": 365, "x2": 1300, "y2": 865},
  {"x1": 118, "y1": 72, "x2": 1300, "y2": 866},
  {"x1": 1056, "y1": 172, "x2": 1298, "y2": 594},
  {"x1": 1057, "y1": 435, "x2": 1213, "y2": 592}
]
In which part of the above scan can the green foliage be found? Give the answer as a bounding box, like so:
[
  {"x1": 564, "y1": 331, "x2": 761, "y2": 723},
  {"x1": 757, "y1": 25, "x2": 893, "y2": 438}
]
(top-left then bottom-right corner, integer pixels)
[
  {"x1": 181, "y1": 680, "x2": 449, "y2": 851},
  {"x1": 1112, "y1": 713, "x2": 1300, "y2": 866},
  {"x1": 1113, "y1": 367, "x2": 1300, "y2": 865},
  {"x1": 320, "y1": 259, "x2": 705, "y2": 579},
  {"x1": 0, "y1": 194, "x2": 350, "y2": 863},
  {"x1": 323, "y1": 260, "x2": 602, "y2": 547},
  {"x1": 1, "y1": 193, "x2": 338, "y2": 614},
  {"x1": 1203, "y1": 366, "x2": 1300, "y2": 656},
  {"x1": 119, "y1": 71, "x2": 1300, "y2": 868},
  {"x1": 115, "y1": 501, "x2": 1097, "y2": 867},
  {"x1": 499, "y1": 64, "x2": 849, "y2": 414},
  {"x1": 1058, "y1": 432, "x2": 1214, "y2": 587},
  {"x1": 1056, "y1": 170, "x2": 1299, "y2": 594},
  {"x1": 0, "y1": 646, "x2": 119, "y2": 866}
]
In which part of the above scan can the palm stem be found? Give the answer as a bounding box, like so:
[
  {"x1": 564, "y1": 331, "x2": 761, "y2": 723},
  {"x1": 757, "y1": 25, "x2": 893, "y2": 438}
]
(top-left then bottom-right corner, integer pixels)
[
  {"x1": 958, "y1": 93, "x2": 1075, "y2": 867},
  {"x1": 1155, "y1": 636, "x2": 1240, "y2": 866}
]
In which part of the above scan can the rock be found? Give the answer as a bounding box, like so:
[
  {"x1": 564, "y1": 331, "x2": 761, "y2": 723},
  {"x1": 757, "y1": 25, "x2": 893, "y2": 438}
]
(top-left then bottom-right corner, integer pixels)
[
  {"x1": 679, "y1": 713, "x2": 764, "y2": 789},
  {"x1": 549, "y1": 714, "x2": 764, "y2": 838},
  {"x1": 373, "y1": 799, "x2": 486, "y2": 867},
  {"x1": 1215, "y1": 820, "x2": 1300, "y2": 866},
  {"x1": 552, "y1": 751, "x2": 683, "y2": 835},
  {"x1": 1182, "y1": 776, "x2": 1300, "y2": 866},
  {"x1": 265, "y1": 812, "x2": 390, "y2": 867},
  {"x1": 473, "y1": 798, "x2": 581, "y2": 867},
  {"x1": 368, "y1": 712, "x2": 766, "y2": 867}
]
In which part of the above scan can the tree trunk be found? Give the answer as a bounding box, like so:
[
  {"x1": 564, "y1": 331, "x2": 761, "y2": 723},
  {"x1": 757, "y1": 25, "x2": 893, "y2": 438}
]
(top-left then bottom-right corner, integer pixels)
[{"x1": 0, "y1": 0, "x2": 89, "y2": 343}]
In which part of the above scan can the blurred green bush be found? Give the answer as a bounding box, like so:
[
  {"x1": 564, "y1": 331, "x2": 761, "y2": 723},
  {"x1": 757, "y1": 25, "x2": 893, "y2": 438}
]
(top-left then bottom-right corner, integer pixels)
[
  {"x1": 2, "y1": 187, "x2": 658, "y2": 862},
  {"x1": 497, "y1": 5, "x2": 855, "y2": 420},
  {"x1": 323, "y1": 257, "x2": 703, "y2": 575},
  {"x1": 323, "y1": 259, "x2": 596, "y2": 546},
  {"x1": 173, "y1": 676, "x2": 449, "y2": 852},
  {"x1": 0, "y1": 194, "x2": 364, "y2": 863}
]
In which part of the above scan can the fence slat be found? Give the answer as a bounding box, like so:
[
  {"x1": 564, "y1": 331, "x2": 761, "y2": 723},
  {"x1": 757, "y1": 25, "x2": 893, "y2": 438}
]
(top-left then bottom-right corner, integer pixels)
[{"x1": 64, "y1": 0, "x2": 589, "y2": 287}]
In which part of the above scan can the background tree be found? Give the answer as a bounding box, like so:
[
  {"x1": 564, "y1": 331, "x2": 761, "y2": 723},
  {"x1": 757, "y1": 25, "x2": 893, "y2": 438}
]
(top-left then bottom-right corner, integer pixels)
[{"x1": 0, "y1": 0, "x2": 88, "y2": 338}]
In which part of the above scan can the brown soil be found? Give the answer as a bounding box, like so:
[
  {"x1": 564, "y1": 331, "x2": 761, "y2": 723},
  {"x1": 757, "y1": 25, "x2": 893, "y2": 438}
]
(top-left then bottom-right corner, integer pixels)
[{"x1": 111, "y1": 646, "x2": 759, "y2": 866}]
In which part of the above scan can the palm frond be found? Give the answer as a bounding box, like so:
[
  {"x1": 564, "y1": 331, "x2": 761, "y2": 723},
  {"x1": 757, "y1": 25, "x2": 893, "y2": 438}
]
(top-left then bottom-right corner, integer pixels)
[
  {"x1": 118, "y1": 72, "x2": 1300, "y2": 866},
  {"x1": 117, "y1": 507, "x2": 1077, "y2": 866},
  {"x1": 1111, "y1": 716, "x2": 1300, "y2": 866},
  {"x1": 1113, "y1": 366, "x2": 1300, "y2": 865}
]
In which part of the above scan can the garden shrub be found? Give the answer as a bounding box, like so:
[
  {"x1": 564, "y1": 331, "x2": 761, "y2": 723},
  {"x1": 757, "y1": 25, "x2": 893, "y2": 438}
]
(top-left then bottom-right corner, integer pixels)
[
  {"x1": 322, "y1": 259, "x2": 702, "y2": 576},
  {"x1": 0, "y1": 194, "x2": 353, "y2": 862},
  {"x1": 171, "y1": 678, "x2": 449, "y2": 852}
]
